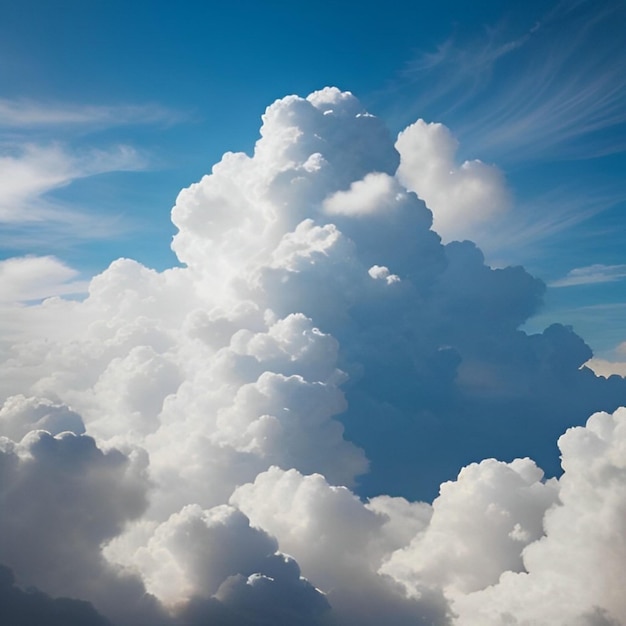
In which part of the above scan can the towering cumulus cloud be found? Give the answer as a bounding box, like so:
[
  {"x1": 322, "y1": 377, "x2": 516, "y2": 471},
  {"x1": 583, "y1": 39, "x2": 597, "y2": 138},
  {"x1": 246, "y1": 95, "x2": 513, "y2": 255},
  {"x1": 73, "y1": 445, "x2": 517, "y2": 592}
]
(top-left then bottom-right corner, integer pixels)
[{"x1": 1, "y1": 88, "x2": 625, "y2": 625}]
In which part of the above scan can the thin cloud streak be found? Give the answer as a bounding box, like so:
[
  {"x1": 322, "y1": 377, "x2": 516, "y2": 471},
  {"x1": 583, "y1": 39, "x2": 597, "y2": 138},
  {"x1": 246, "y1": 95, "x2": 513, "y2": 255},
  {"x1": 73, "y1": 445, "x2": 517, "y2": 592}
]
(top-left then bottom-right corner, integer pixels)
[
  {"x1": 550, "y1": 264, "x2": 626, "y2": 288},
  {"x1": 0, "y1": 96, "x2": 182, "y2": 248},
  {"x1": 0, "y1": 98, "x2": 182, "y2": 129},
  {"x1": 393, "y1": 0, "x2": 626, "y2": 162},
  {"x1": 460, "y1": 184, "x2": 624, "y2": 267},
  {"x1": 0, "y1": 142, "x2": 145, "y2": 225}
]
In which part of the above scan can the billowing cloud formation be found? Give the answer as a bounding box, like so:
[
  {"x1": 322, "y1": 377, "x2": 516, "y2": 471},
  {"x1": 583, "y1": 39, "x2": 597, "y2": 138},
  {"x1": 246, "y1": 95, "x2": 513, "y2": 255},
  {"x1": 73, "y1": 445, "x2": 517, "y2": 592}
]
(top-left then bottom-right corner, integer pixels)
[
  {"x1": 1, "y1": 87, "x2": 625, "y2": 625},
  {"x1": 451, "y1": 408, "x2": 626, "y2": 625},
  {"x1": 396, "y1": 119, "x2": 511, "y2": 242}
]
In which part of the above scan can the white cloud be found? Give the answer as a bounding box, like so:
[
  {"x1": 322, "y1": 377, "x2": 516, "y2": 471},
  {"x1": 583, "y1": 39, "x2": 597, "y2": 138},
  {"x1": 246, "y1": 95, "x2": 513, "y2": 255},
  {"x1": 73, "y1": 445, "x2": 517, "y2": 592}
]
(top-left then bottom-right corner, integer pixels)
[
  {"x1": 381, "y1": 458, "x2": 558, "y2": 595},
  {"x1": 0, "y1": 255, "x2": 87, "y2": 302},
  {"x1": 323, "y1": 172, "x2": 400, "y2": 216},
  {"x1": 0, "y1": 394, "x2": 85, "y2": 440},
  {"x1": 550, "y1": 264, "x2": 626, "y2": 287},
  {"x1": 231, "y1": 467, "x2": 450, "y2": 625},
  {"x1": 397, "y1": 1, "x2": 626, "y2": 161},
  {"x1": 395, "y1": 119, "x2": 510, "y2": 242},
  {"x1": 0, "y1": 429, "x2": 161, "y2": 624},
  {"x1": 0, "y1": 143, "x2": 144, "y2": 224},
  {"x1": 0, "y1": 98, "x2": 179, "y2": 129},
  {"x1": 0, "y1": 87, "x2": 625, "y2": 626},
  {"x1": 452, "y1": 408, "x2": 626, "y2": 625},
  {"x1": 0, "y1": 97, "x2": 180, "y2": 254}
]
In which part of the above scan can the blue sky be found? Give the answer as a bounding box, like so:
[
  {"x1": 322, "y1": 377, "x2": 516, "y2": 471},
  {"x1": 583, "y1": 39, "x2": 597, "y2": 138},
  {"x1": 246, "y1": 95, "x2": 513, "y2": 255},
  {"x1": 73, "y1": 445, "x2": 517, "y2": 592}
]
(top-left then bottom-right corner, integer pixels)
[{"x1": 1, "y1": 0, "x2": 625, "y2": 358}]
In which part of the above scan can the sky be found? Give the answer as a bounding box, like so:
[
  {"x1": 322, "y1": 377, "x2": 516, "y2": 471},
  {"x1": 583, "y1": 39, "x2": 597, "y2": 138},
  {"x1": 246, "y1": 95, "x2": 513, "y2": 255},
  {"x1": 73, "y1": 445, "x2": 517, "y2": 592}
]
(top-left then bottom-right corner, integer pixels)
[
  {"x1": 1, "y1": 0, "x2": 625, "y2": 359},
  {"x1": 1, "y1": 1, "x2": 626, "y2": 625}
]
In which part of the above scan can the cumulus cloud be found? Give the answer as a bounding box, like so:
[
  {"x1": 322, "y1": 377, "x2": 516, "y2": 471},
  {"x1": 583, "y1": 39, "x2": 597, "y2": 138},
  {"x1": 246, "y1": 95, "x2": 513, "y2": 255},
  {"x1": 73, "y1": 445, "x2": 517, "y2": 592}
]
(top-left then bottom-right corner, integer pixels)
[
  {"x1": 0, "y1": 394, "x2": 85, "y2": 440},
  {"x1": 0, "y1": 87, "x2": 625, "y2": 625},
  {"x1": 395, "y1": 118, "x2": 511, "y2": 242},
  {"x1": 451, "y1": 408, "x2": 626, "y2": 625},
  {"x1": 119, "y1": 503, "x2": 331, "y2": 626},
  {"x1": 0, "y1": 429, "x2": 166, "y2": 625},
  {"x1": 381, "y1": 458, "x2": 559, "y2": 594},
  {"x1": 231, "y1": 466, "x2": 451, "y2": 626},
  {"x1": 323, "y1": 172, "x2": 401, "y2": 216}
]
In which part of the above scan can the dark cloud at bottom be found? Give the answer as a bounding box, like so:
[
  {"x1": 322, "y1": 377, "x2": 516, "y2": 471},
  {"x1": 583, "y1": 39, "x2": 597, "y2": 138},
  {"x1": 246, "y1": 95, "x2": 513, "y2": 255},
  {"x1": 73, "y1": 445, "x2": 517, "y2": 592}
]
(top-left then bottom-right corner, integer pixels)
[{"x1": 0, "y1": 564, "x2": 110, "y2": 626}]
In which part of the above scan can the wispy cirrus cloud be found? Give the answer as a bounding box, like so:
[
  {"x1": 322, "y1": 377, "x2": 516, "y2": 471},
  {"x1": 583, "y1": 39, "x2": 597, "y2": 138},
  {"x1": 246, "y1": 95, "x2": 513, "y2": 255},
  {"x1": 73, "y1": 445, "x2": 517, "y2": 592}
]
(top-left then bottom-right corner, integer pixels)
[
  {"x1": 0, "y1": 142, "x2": 144, "y2": 224},
  {"x1": 391, "y1": 0, "x2": 626, "y2": 162},
  {"x1": 376, "y1": 0, "x2": 626, "y2": 270},
  {"x1": 475, "y1": 185, "x2": 625, "y2": 266},
  {"x1": 0, "y1": 98, "x2": 181, "y2": 129},
  {"x1": 0, "y1": 98, "x2": 181, "y2": 248},
  {"x1": 0, "y1": 143, "x2": 146, "y2": 223},
  {"x1": 550, "y1": 264, "x2": 626, "y2": 288}
]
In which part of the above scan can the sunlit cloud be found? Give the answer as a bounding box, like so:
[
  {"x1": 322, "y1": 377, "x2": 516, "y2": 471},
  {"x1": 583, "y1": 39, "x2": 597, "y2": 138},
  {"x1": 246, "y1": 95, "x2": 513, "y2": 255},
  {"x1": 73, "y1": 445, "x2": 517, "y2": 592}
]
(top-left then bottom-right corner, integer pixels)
[
  {"x1": 395, "y1": 119, "x2": 511, "y2": 242},
  {"x1": 1, "y1": 88, "x2": 625, "y2": 625}
]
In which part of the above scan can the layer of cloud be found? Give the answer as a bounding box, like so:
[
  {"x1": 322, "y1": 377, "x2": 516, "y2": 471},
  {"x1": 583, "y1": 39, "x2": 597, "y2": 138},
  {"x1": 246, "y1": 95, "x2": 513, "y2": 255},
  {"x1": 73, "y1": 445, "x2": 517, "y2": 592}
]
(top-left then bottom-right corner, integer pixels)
[{"x1": 0, "y1": 87, "x2": 625, "y2": 625}]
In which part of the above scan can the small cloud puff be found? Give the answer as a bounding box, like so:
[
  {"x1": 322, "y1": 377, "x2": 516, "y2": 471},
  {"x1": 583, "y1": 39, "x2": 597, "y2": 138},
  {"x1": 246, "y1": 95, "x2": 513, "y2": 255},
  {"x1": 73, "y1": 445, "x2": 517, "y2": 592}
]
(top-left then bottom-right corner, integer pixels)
[{"x1": 396, "y1": 119, "x2": 511, "y2": 242}]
